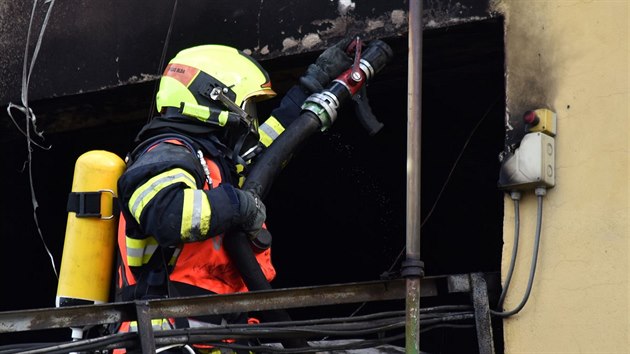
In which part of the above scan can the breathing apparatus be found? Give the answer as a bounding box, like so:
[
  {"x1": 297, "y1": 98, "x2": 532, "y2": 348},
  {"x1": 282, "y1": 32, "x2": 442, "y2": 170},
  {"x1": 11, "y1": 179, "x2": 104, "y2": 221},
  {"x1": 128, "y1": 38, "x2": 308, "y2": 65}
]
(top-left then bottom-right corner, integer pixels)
[{"x1": 56, "y1": 150, "x2": 126, "y2": 343}]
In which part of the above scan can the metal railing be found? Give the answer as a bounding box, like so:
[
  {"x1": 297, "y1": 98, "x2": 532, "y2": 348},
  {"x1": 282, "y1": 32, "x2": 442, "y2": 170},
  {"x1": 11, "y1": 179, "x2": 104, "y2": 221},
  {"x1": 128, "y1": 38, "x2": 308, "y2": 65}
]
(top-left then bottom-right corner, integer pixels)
[{"x1": 0, "y1": 274, "x2": 496, "y2": 354}]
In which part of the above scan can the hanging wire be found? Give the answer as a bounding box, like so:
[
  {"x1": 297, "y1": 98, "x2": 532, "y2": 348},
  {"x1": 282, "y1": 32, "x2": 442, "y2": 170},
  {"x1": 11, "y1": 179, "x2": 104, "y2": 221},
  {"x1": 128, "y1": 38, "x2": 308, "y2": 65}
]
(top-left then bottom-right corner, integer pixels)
[
  {"x1": 147, "y1": 0, "x2": 178, "y2": 122},
  {"x1": 6, "y1": 0, "x2": 58, "y2": 279},
  {"x1": 385, "y1": 95, "x2": 502, "y2": 277},
  {"x1": 339, "y1": 97, "x2": 502, "y2": 332},
  {"x1": 337, "y1": 96, "x2": 503, "y2": 343}
]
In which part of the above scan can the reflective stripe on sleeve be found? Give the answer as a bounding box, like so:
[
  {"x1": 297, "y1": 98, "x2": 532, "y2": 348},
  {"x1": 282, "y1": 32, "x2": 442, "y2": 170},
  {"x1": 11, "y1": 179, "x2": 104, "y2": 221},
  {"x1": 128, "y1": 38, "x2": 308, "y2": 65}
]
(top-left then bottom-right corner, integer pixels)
[
  {"x1": 259, "y1": 116, "x2": 285, "y2": 147},
  {"x1": 126, "y1": 236, "x2": 159, "y2": 267},
  {"x1": 181, "y1": 189, "x2": 211, "y2": 241},
  {"x1": 129, "y1": 168, "x2": 197, "y2": 223}
]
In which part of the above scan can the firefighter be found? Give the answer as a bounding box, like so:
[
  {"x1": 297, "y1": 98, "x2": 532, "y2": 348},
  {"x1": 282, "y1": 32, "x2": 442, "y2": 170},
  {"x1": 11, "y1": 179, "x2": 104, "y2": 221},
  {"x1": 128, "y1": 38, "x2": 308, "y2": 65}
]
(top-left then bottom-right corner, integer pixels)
[{"x1": 114, "y1": 41, "x2": 352, "y2": 351}]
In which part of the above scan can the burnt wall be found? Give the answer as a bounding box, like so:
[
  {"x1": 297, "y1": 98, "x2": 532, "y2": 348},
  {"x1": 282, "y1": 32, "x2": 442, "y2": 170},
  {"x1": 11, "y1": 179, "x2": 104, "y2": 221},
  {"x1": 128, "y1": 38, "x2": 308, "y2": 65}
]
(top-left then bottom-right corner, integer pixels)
[
  {"x1": 0, "y1": 18, "x2": 505, "y2": 353},
  {"x1": 0, "y1": 0, "x2": 495, "y2": 142}
]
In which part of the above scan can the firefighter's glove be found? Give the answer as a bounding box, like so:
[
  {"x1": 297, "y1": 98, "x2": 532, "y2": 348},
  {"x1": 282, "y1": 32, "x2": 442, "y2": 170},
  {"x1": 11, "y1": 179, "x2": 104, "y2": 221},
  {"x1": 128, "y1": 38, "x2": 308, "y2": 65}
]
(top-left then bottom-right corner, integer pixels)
[
  {"x1": 299, "y1": 37, "x2": 354, "y2": 93},
  {"x1": 235, "y1": 189, "x2": 266, "y2": 239}
]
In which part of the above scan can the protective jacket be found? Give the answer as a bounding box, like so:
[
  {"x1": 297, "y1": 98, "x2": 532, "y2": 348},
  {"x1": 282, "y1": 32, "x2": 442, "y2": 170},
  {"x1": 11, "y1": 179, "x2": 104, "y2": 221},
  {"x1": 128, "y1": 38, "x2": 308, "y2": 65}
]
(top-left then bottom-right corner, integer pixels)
[{"x1": 115, "y1": 85, "x2": 309, "y2": 303}]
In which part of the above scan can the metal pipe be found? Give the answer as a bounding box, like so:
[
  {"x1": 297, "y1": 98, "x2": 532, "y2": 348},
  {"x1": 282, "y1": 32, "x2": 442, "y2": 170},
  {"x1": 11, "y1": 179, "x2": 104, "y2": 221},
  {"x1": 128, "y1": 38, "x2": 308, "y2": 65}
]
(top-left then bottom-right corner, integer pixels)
[{"x1": 406, "y1": 0, "x2": 423, "y2": 353}]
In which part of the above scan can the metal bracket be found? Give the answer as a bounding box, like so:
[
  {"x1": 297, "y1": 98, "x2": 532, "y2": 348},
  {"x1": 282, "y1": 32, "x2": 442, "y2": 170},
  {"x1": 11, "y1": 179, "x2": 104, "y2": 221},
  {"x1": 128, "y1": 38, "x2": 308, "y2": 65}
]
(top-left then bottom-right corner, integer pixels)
[
  {"x1": 67, "y1": 189, "x2": 117, "y2": 219},
  {"x1": 209, "y1": 87, "x2": 250, "y2": 122}
]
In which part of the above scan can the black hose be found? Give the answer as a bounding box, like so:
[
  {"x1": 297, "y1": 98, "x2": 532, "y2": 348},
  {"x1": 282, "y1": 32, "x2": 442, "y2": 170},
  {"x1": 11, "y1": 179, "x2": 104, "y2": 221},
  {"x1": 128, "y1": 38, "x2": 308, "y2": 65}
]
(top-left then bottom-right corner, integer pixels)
[
  {"x1": 223, "y1": 40, "x2": 393, "y2": 348},
  {"x1": 223, "y1": 111, "x2": 322, "y2": 349},
  {"x1": 243, "y1": 111, "x2": 322, "y2": 198}
]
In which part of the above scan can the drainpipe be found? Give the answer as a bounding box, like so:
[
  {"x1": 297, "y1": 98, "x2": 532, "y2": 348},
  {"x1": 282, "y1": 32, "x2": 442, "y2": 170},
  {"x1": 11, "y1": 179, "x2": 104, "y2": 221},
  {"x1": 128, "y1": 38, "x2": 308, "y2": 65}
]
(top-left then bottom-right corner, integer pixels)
[{"x1": 404, "y1": 0, "x2": 423, "y2": 353}]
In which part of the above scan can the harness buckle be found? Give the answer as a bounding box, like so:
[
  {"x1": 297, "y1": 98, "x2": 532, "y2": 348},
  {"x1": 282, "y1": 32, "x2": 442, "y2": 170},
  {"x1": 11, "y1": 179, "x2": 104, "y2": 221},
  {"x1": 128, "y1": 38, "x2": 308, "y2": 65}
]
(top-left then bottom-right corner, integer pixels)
[{"x1": 67, "y1": 189, "x2": 118, "y2": 219}]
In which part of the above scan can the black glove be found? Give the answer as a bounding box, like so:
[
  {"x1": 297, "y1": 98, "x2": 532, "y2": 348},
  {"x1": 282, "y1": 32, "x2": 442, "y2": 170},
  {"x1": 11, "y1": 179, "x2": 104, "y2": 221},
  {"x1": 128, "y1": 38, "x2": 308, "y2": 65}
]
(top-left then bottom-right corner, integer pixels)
[
  {"x1": 299, "y1": 37, "x2": 354, "y2": 93},
  {"x1": 234, "y1": 189, "x2": 266, "y2": 239}
]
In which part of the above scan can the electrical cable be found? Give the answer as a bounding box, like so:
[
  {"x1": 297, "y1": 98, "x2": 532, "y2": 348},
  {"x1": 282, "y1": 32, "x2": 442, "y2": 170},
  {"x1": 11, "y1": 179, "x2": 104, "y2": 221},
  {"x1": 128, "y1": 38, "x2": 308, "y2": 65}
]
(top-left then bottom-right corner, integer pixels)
[
  {"x1": 318, "y1": 306, "x2": 471, "y2": 340},
  {"x1": 156, "y1": 312, "x2": 474, "y2": 352},
  {"x1": 2, "y1": 309, "x2": 474, "y2": 353},
  {"x1": 496, "y1": 191, "x2": 521, "y2": 308},
  {"x1": 421, "y1": 311, "x2": 473, "y2": 320},
  {"x1": 186, "y1": 333, "x2": 407, "y2": 354},
  {"x1": 154, "y1": 318, "x2": 406, "y2": 338},
  {"x1": 0, "y1": 342, "x2": 57, "y2": 352},
  {"x1": 270, "y1": 307, "x2": 468, "y2": 341},
  {"x1": 6, "y1": 324, "x2": 403, "y2": 354},
  {"x1": 419, "y1": 323, "x2": 476, "y2": 333},
  {"x1": 156, "y1": 343, "x2": 196, "y2": 353},
  {"x1": 385, "y1": 96, "x2": 502, "y2": 275},
  {"x1": 491, "y1": 187, "x2": 546, "y2": 317},
  {"x1": 161, "y1": 309, "x2": 464, "y2": 333},
  {"x1": 420, "y1": 96, "x2": 501, "y2": 230},
  {"x1": 0, "y1": 332, "x2": 137, "y2": 354},
  {"x1": 421, "y1": 305, "x2": 472, "y2": 313},
  {"x1": 156, "y1": 324, "x2": 404, "y2": 352},
  {"x1": 250, "y1": 310, "x2": 405, "y2": 327}
]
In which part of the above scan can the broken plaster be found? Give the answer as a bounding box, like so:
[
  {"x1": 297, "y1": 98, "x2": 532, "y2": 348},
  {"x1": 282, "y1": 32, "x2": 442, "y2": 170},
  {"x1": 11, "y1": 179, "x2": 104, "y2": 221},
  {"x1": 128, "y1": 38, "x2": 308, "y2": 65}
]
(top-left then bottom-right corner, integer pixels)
[
  {"x1": 390, "y1": 10, "x2": 406, "y2": 26},
  {"x1": 301, "y1": 33, "x2": 322, "y2": 49},
  {"x1": 367, "y1": 19, "x2": 385, "y2": 31},
  {"x1": 275, "y1": 9, "x2": 408, "y2": 56},
  {"x1": 282, "y1": 37, "x2": 300, "y2": 51},
  {"x1": 337, "y1": 0, "x2": 356, "y2": 17}
]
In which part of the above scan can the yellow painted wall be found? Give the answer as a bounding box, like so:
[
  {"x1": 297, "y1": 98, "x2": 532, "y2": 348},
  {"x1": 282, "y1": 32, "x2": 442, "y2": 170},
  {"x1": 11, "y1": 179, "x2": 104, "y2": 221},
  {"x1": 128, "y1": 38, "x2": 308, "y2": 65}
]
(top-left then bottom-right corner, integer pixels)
[{"x1": 492, "y1": 0, "x2": 629, "y2": 352}]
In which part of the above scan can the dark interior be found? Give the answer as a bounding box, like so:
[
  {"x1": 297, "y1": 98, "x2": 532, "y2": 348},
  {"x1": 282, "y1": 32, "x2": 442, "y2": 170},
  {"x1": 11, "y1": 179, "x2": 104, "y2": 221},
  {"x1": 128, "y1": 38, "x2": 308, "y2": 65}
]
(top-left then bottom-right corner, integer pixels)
[{"x1": 0, "y1": 18, "x2": 506, "y2": 353}]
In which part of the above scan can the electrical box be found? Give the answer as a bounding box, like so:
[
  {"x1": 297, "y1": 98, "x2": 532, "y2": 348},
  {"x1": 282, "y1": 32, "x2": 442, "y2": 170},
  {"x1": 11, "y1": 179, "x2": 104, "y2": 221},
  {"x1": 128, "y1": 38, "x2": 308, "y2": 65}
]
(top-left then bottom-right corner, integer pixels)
[
  {"x1": 528, "y1": 108, "x2": 557, "y2": 136},
  {"x1": 498, "y1": 132, "x2": 555, "y2": 190}
]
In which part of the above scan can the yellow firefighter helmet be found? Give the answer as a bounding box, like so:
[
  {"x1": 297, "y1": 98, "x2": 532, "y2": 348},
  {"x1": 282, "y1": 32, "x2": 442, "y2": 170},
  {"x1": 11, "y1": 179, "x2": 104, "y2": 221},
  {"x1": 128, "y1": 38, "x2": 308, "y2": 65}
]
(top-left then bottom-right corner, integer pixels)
[{"x1": 156, "y1": 44, "x2": 276, "y2": 117}]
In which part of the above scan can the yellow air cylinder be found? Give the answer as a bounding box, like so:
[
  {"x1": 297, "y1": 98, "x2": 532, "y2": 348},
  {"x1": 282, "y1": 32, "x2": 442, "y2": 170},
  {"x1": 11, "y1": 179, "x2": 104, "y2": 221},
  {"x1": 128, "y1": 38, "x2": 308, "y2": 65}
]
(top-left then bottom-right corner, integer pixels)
[{"x1": 56, "y1": 150, "x2": 126, "y2": 307}]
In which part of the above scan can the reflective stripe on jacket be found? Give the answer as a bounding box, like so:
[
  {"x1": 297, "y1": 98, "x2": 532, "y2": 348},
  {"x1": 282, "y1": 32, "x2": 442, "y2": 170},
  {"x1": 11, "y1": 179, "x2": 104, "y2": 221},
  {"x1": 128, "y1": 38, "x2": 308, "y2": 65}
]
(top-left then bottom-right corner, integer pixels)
[{"x1": 116, "y1": 137, "x2": 275, "y2": 297}]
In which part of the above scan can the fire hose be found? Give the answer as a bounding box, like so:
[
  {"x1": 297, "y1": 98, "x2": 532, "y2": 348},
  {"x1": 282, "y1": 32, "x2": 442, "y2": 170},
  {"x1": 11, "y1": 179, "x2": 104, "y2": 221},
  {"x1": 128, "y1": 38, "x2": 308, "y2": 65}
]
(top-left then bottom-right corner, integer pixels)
[{"x1": 223, "y1": 38, "x2": 393, "y2": 349}]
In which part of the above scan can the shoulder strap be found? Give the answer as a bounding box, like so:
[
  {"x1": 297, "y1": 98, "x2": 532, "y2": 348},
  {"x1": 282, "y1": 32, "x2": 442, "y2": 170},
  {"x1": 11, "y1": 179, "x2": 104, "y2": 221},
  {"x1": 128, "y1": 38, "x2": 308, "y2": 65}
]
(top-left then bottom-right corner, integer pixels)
[{"x1": 126, "y1": 133, "x2": 198, "y2": 166}]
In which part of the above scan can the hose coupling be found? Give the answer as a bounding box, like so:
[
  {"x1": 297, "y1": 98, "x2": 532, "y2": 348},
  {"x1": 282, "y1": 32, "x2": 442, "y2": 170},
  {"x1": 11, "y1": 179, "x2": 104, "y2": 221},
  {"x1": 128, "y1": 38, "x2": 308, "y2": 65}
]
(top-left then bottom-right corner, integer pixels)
[{"x1": 301, "y1": 91, "x2": 341, "y2": 132}]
